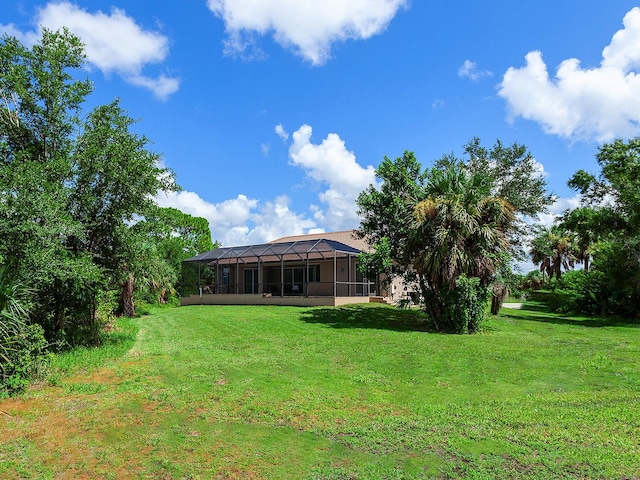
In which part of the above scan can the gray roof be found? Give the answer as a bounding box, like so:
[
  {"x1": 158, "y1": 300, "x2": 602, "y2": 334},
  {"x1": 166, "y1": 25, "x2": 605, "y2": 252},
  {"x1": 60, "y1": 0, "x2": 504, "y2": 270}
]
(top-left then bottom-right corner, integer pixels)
[{"x1": 184, "y1": 238, "x2": 361, "y2": 265}]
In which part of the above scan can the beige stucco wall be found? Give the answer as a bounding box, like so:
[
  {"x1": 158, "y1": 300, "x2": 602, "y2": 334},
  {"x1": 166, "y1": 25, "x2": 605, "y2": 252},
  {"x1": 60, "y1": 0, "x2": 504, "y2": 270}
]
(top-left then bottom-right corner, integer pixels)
[{"x1": 180, "y1": 294, "x2": 373, "y2": 307}]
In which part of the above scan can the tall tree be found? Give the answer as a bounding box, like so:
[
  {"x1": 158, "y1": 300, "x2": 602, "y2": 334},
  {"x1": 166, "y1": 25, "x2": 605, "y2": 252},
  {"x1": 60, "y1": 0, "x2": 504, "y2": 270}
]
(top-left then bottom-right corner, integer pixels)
[
  {"x1": 0, "y1": 29, "x2": 98, "y2": 339},
  {"x1": 0, "y1": 30, "x2": 179, "y2": 342},
  {"x1": 357, "y1": 237, "x2": 393, "y2": 296},
  {"x1": 406, "y1": 165, "x2": 515, "y2": 331},
  {"x1": 132, "y1": 207, "x2": 216, "y2": 306},
  {"x1": 356, "y1": 139, "x2": 552, "y2": 330},
  {"x1": 356, "y1": 151, "x2": 426, "y2": 270},
  {"x1": 69, "y1": 99, "x2": 177, "y2": 313},
  {"x1": 559, "y1": 207, "x2": 602, "y2": 272},
  {"x1": 135, "y1": 207, "x2": 215, "y2": 273},
  {"x1": 461, "y1": 137, "x2": 555, "y2": 218}
]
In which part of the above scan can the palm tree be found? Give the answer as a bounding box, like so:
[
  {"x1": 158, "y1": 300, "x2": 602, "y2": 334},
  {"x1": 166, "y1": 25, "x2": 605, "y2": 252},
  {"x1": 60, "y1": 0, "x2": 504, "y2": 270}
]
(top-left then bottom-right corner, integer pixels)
[
  {"x1": 560, "y1": 207, "x2": 601, "y2": 272},
  {"x1": 530, "y1": 225, "x2": 577, "y2": 281},
  {"x1": 407, "y1": 165, "x2": 515, "y2": 330},
  {"x1": 0, "y1": 261, "x2": 32, "y2": 376}
]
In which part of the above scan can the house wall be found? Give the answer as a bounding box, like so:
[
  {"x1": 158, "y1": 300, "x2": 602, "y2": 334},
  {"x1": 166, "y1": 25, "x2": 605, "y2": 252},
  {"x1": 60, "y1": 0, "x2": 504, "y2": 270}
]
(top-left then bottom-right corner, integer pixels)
[{"x1": 180, "y1": 294, "x2": 373, "y2": 307}]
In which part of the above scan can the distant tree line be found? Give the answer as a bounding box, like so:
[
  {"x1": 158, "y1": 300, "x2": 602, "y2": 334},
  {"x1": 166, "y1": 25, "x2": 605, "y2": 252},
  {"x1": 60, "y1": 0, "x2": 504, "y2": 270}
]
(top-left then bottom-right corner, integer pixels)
[
  {"x1": 529, "y1": 139, "x2": 640, "y2": 317},
  {"x1": 0, "y1": 29, "x2": 213, "y2": 396},
  {"x1": 357, "y1": 137, "x2": 640, "y2": 331}
]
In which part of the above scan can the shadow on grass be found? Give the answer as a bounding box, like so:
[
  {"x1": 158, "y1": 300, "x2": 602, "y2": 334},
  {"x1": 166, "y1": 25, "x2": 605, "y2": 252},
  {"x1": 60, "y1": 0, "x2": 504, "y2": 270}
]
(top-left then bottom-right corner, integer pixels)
[
  {"x1": 500, "y1": 292, "x2": 640, "y2": 329},
  {"x1": 299, "y1": 304, "x2": 435, "y2": 333}
]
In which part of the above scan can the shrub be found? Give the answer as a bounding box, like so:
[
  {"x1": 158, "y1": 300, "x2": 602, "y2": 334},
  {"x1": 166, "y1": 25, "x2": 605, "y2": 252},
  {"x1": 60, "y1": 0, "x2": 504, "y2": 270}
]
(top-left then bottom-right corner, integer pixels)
[
  {"x1": 439, "y1": 275, "x2": 490, "y2": 334},
  {"x1": 1, "y1": 261, "x2": 52, "y2": 396},
  {"x1": 1, "y1": 323, "x2": 50, "y2": 397}
]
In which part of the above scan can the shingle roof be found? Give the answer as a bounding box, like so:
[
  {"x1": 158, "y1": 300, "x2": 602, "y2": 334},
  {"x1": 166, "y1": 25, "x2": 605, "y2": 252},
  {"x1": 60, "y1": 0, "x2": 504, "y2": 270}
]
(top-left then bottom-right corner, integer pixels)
[{"x1": 269, "y1": 230, "x2": 371, "y2": 252}]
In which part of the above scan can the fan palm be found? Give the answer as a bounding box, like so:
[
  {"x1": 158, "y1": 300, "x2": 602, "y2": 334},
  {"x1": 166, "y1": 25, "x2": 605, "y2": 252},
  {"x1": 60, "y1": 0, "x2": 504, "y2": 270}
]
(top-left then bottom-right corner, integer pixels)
[
  {"x1": 407, "y1": 166, "x2": 515, "y2": 327},
  {"x1": 0, "y1": 262, "x2": 32, "y2": 371},
  {"x1": 409, "y1": 166, "x2": 514, "y2": 288},
  {"x1": 530, "y1": 225, "x2": 577, "y2": 280}
]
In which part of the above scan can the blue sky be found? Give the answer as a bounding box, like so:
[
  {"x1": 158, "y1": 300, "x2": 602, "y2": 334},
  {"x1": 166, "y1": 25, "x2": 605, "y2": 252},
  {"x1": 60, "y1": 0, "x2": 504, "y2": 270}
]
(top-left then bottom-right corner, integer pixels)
[{"x1": 3, "y1": 1, "x2": 640, "y2": 255}]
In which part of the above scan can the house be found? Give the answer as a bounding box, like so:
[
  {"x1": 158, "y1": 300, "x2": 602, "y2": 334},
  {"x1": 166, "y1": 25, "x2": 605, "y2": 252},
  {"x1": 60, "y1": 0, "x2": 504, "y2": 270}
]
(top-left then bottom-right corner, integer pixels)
[{"x1": 180, "y1": 230, "x2": 397, "y2": 307}]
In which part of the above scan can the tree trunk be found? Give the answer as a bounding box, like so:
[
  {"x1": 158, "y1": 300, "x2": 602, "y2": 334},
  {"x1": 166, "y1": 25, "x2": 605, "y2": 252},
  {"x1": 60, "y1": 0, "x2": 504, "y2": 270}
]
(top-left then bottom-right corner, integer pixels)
[
  {"x1": 418, "y1": 274, "x2": 440, "y2": 330},
  {"x1": 120, "y1": 276, "x2": 136, "y2": 317},
  {"x1": 491, "y1": 283, "x2": 508, "y2": 315}
]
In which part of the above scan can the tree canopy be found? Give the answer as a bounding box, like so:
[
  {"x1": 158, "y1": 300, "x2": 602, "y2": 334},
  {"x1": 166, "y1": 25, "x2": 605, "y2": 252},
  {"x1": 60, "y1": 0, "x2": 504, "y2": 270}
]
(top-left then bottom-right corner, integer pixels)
[
  {"x1": 556, "y1": 138, "x2": 640, "y2": 317},
  {"x1": 0, "y1": 29, "x2": 212, "y2": 350},
  {"x1": 357, "y1": 139, "x2": 552, "y2": 332}
]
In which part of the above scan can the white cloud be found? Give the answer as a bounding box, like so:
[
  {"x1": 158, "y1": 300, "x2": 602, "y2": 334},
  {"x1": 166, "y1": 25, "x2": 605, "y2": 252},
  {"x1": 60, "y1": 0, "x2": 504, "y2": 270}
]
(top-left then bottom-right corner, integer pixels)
[
  {"x1": 156, "y1": 191, "x2": 318, "y2": 247},
  {"x1": 157, "y1": 124, "x2": 378, "y2": 245},
  {"x1": 2, "y1": 1, "x2": 179, "y2": 99},
  {"x1": 126, "y1": 74, "x2": 180, "y2": 101},
  {"x1": 275, "y1": 124, "x2": 289, "y2": 140},
  {"x1": 0, "y1": 23, "x2": 37, "y2": 45},
  {"x1": 260, "y1": 143, "x2": 271, "y2": 157},
  {"x1": 499, "y1": 7, "x2": 640, "y2": 142},
  {"x1": 245, "y1": 195, "x2": 318, "y2": 244},
  {"x1": 432, "y1": 99, "x2": 445, "y2": 110},
  {"x1": 288, "y1": 124, "x2": 378, "y2": 231},
  {"x1": 206, "y1": 0, "x2": 407, "y2": 65},
  {"x1": 458, "y1": 60, "x2": 493, "y2": 81},
  {"x1": 536, "y1": 195, "x2": 582, "y2": 229}
]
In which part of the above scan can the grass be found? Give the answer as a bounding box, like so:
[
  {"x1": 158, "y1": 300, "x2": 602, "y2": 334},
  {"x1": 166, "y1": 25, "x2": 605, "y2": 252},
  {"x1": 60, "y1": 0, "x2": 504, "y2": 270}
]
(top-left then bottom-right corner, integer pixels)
[{"x1": 1, "y1": 299, "x2": 639, "y2": 479}]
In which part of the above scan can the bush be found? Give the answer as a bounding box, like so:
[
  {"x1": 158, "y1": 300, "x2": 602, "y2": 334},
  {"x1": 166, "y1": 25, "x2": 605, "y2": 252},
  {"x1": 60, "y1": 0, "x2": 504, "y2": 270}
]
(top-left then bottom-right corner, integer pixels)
[
  {"x1": 1, "y1": 323, "x2": 50, "y2": 397},
  {"x1": 439, "y1": 275, "x2": 490, "y2": 334},
  {"x1": 521, "y1": 270, "x2": 543, "y2": 290}
]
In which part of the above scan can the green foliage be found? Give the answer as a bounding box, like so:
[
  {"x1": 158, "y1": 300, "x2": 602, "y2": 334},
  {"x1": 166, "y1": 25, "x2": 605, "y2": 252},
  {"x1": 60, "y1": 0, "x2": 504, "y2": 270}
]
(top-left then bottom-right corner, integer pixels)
[
  {"x1": 408, "y1": 164, "x2": 514, "y2": 328},
  {"x1": 133, "y1": 206, "x2": 216, "y2": 304},
  {"x1": 559, "y1": 206, "x2": 602, "y2": 271},
  {"x1": 0, "y1": 29, "x2": 216, "y2": 393},
  {"x1": 544, "y1": 269, "x2": 602, "y2": 315},
  {"x1": 357, "y1": 237, "x2": 393, "y2": 294},
  {"x1": 70, "y1": 100, "x2": 176, "y2": 270},
  {"x1": 439, "y1": 137, "x2": 555, "y2": 259},
  {"x1": 542, "y1": 242, "x2": 640, "y2": 318},
  {"x1": 0, "y1": 260, "x2": 48, "y2": 396},
  {"x1": 0, "y1": 323, "x2": 49, "y2": 397},
  {"x1": 439, "y1": 274, "x2": 489, "y2": 333},
  {"x1": 356, "y1": 140, "x2": 551, "y2": 332},
  {"x1": 0, "y1": 29, "x2": 102, "y2": 344},
  {"x1": 460, "y1": 137, "x2": 555, "y2": 217},
  {"x1": 356, "y1": 151, "x2": 426, "y2": 269},
  {"x1": 530, "y1": 225, "x2": 578, "y2": 280},
  {"x1": 0, "y1": 262, "x2": 49, "y2": 395},
  {"x1": 563, "y1": 138, "x2": 640, "y2": 317},
  {"x1": 0, "y1": 29, "x2": 202, "y2": 345},
  {"x1": 589, "y1": 238, "x2": 640, "y2": 316}
]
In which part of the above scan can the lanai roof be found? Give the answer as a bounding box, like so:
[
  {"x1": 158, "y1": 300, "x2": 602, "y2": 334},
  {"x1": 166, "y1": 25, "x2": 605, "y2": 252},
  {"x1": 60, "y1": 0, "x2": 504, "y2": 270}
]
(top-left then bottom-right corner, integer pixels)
[{"x1": 184, "y1": 238, "x2": 362, "y2": 265}]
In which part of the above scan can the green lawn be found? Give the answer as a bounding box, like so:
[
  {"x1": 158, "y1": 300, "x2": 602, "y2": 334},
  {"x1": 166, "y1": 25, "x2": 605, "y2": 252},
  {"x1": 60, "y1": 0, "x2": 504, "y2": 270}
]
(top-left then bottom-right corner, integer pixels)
[{"x1": 1, "y1": 300, "x2": 639, "y2": 479}]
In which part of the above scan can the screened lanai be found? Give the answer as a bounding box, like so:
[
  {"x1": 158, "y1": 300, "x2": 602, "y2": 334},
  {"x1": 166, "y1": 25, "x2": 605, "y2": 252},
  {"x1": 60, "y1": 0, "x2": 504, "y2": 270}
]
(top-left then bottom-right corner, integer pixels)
[{"x1": 181, "y1": 238, "x2": 379, "y2": 307}]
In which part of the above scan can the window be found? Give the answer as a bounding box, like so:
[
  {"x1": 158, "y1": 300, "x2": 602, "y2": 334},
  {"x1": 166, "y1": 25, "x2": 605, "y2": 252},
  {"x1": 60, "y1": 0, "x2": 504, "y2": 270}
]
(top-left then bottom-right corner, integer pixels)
[
  {"x1": 281, "y1": 265, "x2": 321, "y2": 295},
  {"x1": 309, "y1": 265, "x2": 320, "y2": 283}
]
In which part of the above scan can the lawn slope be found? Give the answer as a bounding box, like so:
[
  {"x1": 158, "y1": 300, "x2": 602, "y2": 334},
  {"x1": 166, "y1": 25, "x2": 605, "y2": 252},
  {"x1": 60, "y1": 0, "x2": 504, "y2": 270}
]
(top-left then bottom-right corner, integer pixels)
[{"x1": 1, "y1": 302, "x2": 639, "y2": 479}]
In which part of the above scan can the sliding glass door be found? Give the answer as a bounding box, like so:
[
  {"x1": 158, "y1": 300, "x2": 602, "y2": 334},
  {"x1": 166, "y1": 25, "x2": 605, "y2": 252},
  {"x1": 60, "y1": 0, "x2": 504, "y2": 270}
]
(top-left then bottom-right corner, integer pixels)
[{"x1": 243, "y1": 269, "x2": 259, "y2": 294}]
